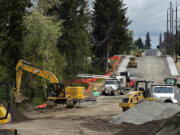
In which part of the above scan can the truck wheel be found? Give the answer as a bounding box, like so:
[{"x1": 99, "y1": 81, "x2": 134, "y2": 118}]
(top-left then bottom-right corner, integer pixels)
[{"x1": 113, "y1": 91, "x2": 118, "y2": 96}]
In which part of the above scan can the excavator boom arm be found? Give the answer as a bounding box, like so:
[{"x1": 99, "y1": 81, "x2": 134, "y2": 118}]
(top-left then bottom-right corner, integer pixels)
[{"x1": 14, "y1": 60, "x2": 59, "y2": 102}]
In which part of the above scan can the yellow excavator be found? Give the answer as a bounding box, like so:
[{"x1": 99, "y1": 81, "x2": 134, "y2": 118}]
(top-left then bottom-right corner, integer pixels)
[
  {"x1": 0, "y1": 82, "x2": 17, "y2": 135},
  {"x1": 14, "y1": 60, "x2": 85, "y2": 107}
]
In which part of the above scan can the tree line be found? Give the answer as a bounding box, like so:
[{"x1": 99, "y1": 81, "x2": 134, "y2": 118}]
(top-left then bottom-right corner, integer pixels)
[
  {"x1": 134, "y1": 32, "x2": 152, "y2": 50},
  {"x1": 0, "y1": 0, "x2": 132, "y2": 103}
]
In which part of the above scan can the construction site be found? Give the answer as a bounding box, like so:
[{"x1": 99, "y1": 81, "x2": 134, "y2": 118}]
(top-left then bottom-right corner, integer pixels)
[
  {"x1": 1, "y1": 50, "x2": 180, "y2": 135},
  {"x1": 1, "y1": 0, "x2": 180, "y2": 135}
]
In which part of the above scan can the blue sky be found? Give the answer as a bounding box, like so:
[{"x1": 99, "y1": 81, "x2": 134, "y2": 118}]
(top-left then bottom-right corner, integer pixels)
[{"x1": 89, "y1": 0, "x2": 179, "y2": 48}]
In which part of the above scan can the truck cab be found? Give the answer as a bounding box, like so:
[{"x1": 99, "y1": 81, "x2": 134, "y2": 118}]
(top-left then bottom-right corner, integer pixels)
[
  {"x1": 102, "y1": 79, "x2": 120, "y2": 96},
  {"x1": 164, "y1": 78, "x2": 177, "y2": 86},
  {"x1": 151, "y1": 85, "x2": 178, "y2": 104}
]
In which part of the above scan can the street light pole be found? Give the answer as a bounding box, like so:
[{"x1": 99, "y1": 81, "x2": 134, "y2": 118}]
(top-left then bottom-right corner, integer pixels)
[{"x1": 176, "y1": 5, "x2": 178, "y2": 63}]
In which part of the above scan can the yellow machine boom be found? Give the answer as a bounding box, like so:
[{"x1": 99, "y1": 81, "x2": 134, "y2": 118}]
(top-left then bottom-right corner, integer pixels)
[{"x1": 14, "y1": 60, "x2": 59, "y2": 103}]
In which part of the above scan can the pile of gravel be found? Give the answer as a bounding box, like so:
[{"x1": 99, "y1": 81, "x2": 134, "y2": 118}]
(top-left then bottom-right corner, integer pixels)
[{"x1": 112, "y1": 101, "x2": 180, "y2": 124}]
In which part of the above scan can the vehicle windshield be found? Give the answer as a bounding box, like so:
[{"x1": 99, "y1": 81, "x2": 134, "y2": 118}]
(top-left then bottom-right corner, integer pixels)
[
  {"x1": 122, "y1": 98, "x2": 129, "y2": 103},
  {"x1": 165, "y1": 79, "x2": 176, "y2": 85},
  {"x1": 105, "y1": 80, "x2": 116, "y2": 85},
  {"x1": 130, "y1": 57, "x2": 135, "y2": 61},
  {"x1": 153, "y1": 87, "x2": 173, "y2": 93}
]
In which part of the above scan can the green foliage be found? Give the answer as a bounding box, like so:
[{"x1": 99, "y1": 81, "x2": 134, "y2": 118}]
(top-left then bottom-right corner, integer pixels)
[
  {"x1": 134, "y1": 37, "x2": 144, "y2": 49},
  {"x1": 93, "y1": 0, "x2": 131, "y2": 71},
  {"x1": 95, "y1": 79, "x2": 105, "y2": 83},
  {"x1": 0, "y1": 0, "x2": 32, "y2": 83},
  {"x1": 21, "y1": 5, "x2": 65, "y2": 100},
  {"x1": 58, "y1": 0, "x2": 92, "y2": 79},
  {"x1": 32, "y1": 97, "x2": 45, "y2": 106},
  {"x1": 145, "y1": 32, "x2": 151, "y2": 49},
  {"x1": 23, "y1": 9, "x2": 65, "y2": 77}
]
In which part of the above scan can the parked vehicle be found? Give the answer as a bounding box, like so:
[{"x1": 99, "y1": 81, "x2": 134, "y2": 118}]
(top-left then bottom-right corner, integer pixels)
[
  {"x1": 151, "y1": 85, "x2": 178, "y2": 104},
  {"x1": 102, "y1": 79, "x2": 122, "y2": 96},
  {"x1": 164, "y1": 78, "x2": 177, "y2": 86}
]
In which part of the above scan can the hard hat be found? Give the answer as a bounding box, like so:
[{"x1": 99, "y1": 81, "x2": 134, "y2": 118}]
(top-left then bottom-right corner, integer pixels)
[{"x1": 93, "y1": 87, "x2": 97, "y2": 91}]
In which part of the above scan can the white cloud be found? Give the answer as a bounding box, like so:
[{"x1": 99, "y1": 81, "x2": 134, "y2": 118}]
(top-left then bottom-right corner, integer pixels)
[{"x1": 124, "y1": 0, "x2": 178, "y2": 48}]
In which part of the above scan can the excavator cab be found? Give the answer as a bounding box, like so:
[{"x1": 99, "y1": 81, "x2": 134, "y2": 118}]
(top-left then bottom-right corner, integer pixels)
[{"x1": 47, "y1": 82, "x2": 65, "y2": 97}]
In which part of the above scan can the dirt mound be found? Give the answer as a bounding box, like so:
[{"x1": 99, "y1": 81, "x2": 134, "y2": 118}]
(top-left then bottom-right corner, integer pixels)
[
  {"x1": 112, "y1": 101, "x2": 180, "y2": 124},
  {"x1": 82, "y1": 113, "x2": 180, "y2": 135},
  {"x1": 10, "y1": 105, "x2": 30, "y2": 122},
  {"x1": 157, "y1": 112, "x2": 180, "y2": 135},
  {"x1": 117, "y1": 112, "x2": 180, "y2": 135}
]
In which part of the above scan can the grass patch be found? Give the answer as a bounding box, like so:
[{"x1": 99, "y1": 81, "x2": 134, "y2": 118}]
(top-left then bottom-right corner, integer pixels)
[
  {"x1": 32, "y1": 97, "x2": 45, "y2": 106},
  {"x1": 95, "y1": 79, "x2": 105, "y2": 83}
]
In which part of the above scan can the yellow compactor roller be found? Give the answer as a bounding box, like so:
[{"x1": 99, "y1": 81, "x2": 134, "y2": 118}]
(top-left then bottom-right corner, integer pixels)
[
  {"x1": 120, "y1": 80, "x2": 154, "y2": 111},
  {"x1": 127, "y1": 57, "x2": 137, "y2": 68}
]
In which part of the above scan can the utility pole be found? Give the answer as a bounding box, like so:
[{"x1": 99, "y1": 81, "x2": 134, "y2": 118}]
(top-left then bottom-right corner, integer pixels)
[
  {"x1": 175, "y1": 4, "x2": 178, "y2": 62},
  {"x1": 170, "y1": 2, "x2": 172, "y2": 34},
  {"x1": 167, "y1": 10, "x2": 169, "y2": 54},
  {"x1": 167, "y1": 10, "x2": 169, "y2": 33}
]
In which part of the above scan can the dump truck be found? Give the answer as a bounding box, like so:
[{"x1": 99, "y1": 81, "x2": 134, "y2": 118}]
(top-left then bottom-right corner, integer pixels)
[{"x1": 14, "y1": 60, "x2": 85, "y2": 108}]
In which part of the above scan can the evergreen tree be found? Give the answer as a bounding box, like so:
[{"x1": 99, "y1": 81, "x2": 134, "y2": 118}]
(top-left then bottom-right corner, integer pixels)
[
  {"x1": 0, "y1": 0, "x2": 31, "y2": 82},
  {"x1": 57, "y1": 0, "x2": 91, "y2": 79},
  {"x1": 93, "y1": 0, "x2": 131, "y2": 72},
  {"x1": 145, "y1": 32, "x2": 151, "y2": 49},
  {"x1": 134, "y1": 37, "x2": 144, "y2": 49},
  {"x1": 159, "y1": 33, "x2": 162, "y2": 48}
]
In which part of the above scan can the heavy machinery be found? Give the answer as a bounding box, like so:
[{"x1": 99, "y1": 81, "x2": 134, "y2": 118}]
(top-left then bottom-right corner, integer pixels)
[
  {"x1": 151, "y1": 85, "x2": 178, "y2": 104},
  {"x1": 0, "y1": 82, "x2": 11, "y2": 124},
  {"x1": 102, "y1": 79, "x2": 121, "y2": 96},
  {"x1": 127, "y1": 57, "x2": 137, "y2": 68},
  {"x1": 119, "y1": 80, "x2": 154, "y2": 111},
  {"x1": 14, "y1": 60, "x2": 85, "y2": 107},
  {"x1": 0, "y1": 82, "x2": 17, "y2": 135},
  {"x1": 164, "y1": 78, "x2": 177, "y2": 86},
  {"x1": 135, "y1": 47, "x2": 142, "y2": 57}
]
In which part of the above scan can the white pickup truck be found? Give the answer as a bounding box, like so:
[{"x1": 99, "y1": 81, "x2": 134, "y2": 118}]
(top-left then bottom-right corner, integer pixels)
[
  {"x1": 151, "y1": 85, "x2": 178, "y2": 104},
  {"x1": 102, "y1": 79, "x2": 121, "y2": 96}
]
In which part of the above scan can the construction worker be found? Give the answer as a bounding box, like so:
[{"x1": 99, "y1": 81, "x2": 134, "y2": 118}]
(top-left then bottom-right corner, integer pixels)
[
  {"x1": 93, "y1": 87, "x2": 99, "y2": 96},
  {"x1": 93, "y1": 87, "x2": 97, "y2": 92}
]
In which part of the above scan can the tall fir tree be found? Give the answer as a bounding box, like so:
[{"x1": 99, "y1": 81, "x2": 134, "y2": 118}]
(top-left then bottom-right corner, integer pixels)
[
  {"x1": 0, "y1": 0, "x2": 31, "y2": 82},
  {"x1": 93, "y1": 0, "x2": 131, "y2": 72},
  {"x1": 145, "y1": 32, "x2": 151, "y2": 49},
  {"x1": 159, "y1": 33, "x2": 162, "y2": 48},
  {"x1": 57, "y1": 0, "x2": 91, "y2": 79},
  {"x1": 134, "y1": 37, "x2": 144, "y2": 49}
]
